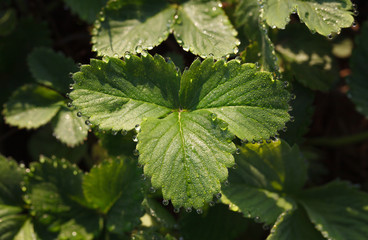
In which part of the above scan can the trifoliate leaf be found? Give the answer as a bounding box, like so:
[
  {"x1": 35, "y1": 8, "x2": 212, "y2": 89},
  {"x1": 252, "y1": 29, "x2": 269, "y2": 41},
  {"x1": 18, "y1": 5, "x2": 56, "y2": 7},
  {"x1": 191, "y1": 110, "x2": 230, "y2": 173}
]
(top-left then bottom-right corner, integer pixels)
[
  {"x1": 70, "y1": 55, "x2": 179, "y2": 131},
  {"x1": 222, "y1": 141, "x2": 305, "y2": 225},
  {"x1": 267, "y1": 208, "x2": 325, "y2": 240},
  {"x1": 3, "y1": 84, "x2": 64, "y2": 129},
  {"x1": 279, "y1": 83, "x2": 315, "y2": 145},
  {"x1": 0, "y1": 155, "x2": 25, "y2": 206},
  {"x1": 28, "y1": 47, "x2": 78, "y2": 94},
  {"x1": 51, "y1": 107, "x2": 89, "y2": 147},
  {"x1": 82, "y1": 157, "x2": 144, "y2": 235},
  {"x1": 347, "y1": 21, "x2": 368, "y2": 117},
  {"x1": 13, "y1": 219, "x2": 37, "y2": 240},
  {"x1": 276, "y1": 24, "x2": 339, "y2": 91},
  {"x1": 92, "y1": 0, "x2": 175, "y2": 56},
  {"x1": 70, "y1": 54, "x2": 291, "y2": 209},
  {"x1": 28, "y1": 127, "x2": 87, "y2": 163},
  {"x1": 138, "y1": 111, "x2": 235, "y2": 209},
  {"x1": 298, "y1": 181, "x2": 368, "y2": 240},
  {"x1": 64, "y1": 0, "x2": 108, "y2": 23},
  {"x1": 173, "y1": 0, "x2": 239, "y2": 59},
  {"x1": 179, "y1": 204, "x2": 250, "y2": 240},
  {"x1": 180, "y1": 58, "x2": 290, "y2": 142},
  {"x1": 262, "y1": 0, "x2": 354, "y2": 36},
  {"x1": 0, "y1": 206, "x2": 26, "y2": 240},
  {"x1": 235, "y1": 0, "x2": 279, "y2": 74}
]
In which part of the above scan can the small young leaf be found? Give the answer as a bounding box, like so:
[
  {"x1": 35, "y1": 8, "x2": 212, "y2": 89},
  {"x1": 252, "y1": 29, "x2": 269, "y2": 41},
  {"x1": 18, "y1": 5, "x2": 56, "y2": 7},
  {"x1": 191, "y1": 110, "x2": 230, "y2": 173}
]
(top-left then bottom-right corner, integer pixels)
[
  {"x1": 222, "y1": 141, "x2": 305, "y2": 224},
  {"x1": 298, "y1": 181, "x2": 368, "y2": 240},
  {"x1": 173, "y1": 0, "x2": 239, "y2": 59},
  {"x1": 3, "y1": 84, "x2": 64, "y2": 129},
  {"x1": 64, "y1": 0, "x2": 109, "y2": 23},
  {"x1": 138, "y1": 111, "x2": 235, "y2": 209},
  {"x1": 0, "y1": 155, "x2": 25, "y2": 206},
  {"x1": 28, "y1": 47, "x2": 78, "y2": 94},
  {"x1": 51, "y1": 107, "x2": 89, "y2": 147},
  {"x1": 276, "y1": 24, "x2": 339, "y2": 91},
  {"x1": 267, "y1": 208, "x2": 325, "y2": 240},
  {"x1": 262, "y1": 0, "x2": 354, "y2": 36},
  {"x1": 347, "y1": 21, "x2": 368, "y2": 117},
  {"x1": 92, "y1": 0, "x2": 175, "y2": 56}
]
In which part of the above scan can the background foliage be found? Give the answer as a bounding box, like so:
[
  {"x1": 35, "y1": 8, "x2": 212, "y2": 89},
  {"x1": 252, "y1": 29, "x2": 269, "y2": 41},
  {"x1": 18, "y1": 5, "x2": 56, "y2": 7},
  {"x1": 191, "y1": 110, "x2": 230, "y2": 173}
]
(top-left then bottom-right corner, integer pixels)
[{"x1": 0, "y1": 0, "x2": 368, "y2": 239}]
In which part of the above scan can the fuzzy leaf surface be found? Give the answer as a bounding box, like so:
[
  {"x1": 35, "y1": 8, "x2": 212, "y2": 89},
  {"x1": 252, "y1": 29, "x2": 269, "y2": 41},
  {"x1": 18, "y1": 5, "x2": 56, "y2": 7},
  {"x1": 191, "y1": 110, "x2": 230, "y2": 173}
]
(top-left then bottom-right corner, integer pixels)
[
  {"x1": 3, "y1": 84, "x2": 64, "y2": 129},
  {"x1": 71, "y1": 54, "x2": 291, "y2": 209},
  {"x1": 138, "y1": 111, "x2": 235, "y2": 209},
  {"x1": 28, "y1": 47, "x2": 78, "y2": 94},
  {"x1": 267, "y1": 208, "x2": 325, "y2": 240},
  {"x1": 64, "y1": 0, "x2": 108, "y2": 23},
  {"x1": 222, "y1": 141, "x2": 305, "y2": 225},
  {"x1": 83, "y1": 158, "x2": 144, "y2": 234},
  {"x1": 180, "y1": 58, "x2": 290, "y2": 142},
  {"x1": 298, "y1": 181, "x2": 368, "y2": 240},
  {"x1": 347, "y1": 21, "x2": 368, "y2": 117},
  {"x1": 173, "y1": 0, "x2": 239, "y2": 58},
  {"x1": 70, "y1": 55, "x2": 179, "y2": 131},
  {"x1": 51, "y1": 107, "x2": 89, "y2": 147},
  {"x1": 92, "y1": 0, "x2": 175, "y2": 56},
  {"x1": 263, "y1": 0, "x2": 354, "y2": 36}
]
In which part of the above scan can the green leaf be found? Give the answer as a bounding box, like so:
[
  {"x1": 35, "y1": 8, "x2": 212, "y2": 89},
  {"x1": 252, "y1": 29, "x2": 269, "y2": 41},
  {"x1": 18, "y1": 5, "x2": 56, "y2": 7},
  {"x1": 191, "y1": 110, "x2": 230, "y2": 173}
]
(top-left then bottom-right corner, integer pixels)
[
  {"x1": 267, "y1": 208, "x2": 325, "y2": 240},
  {"x1": 235, "y1": 0, "x2": 279, "y2": 74},
  {"x1": 347, "y1": 21, "x2": 368, "y2": 117},
  {"x1": 51, "y1": 107, "x2": 89, "y2": 147},
  {"x1": 28, "y1": 47, "x2": 78, "y2": 94},
  {"x1": 262, "y1": 0, "x2": 354, "y2": 36},
  {"x1": 222, "y1": 141, "x2": 304, "y2": 225},
  {"x1": 28, "y1": 127, "x2": 87, "y2": 163},
  {"x1": 138, "y1": 111, "x2": 235, "y2": 209},
  {"x1": 298, "y1": 181, "x2": 368, "y2": 240},
  {"x1": 143, "y1": 198, "x2": 176, "y2": 229},
  {"x1": 279, "y1": 83, "x2": 315, "y2": 145},
  {"x1": 0, "y1": 8, "x2": 17, "y2": 37},
  {"x1": 70, "y1": 54, "x2": 291, "y2": 209},
  {"x1": 64, "y1": 0, "x2": 108, "y2": 23},
  {"x1": 3, "y1": 84, "x2": 64, "y2": 129},
  {"x1": 179, "y1": 204, "x2": 250, "y2": 240},
  {"x1": 0, "y1": 206, "x2": 27, "y2": 240},
  {"x1": 70, "y1": 55, "x2": 179, "y2": 131},
  {"x1": 276, "y1": 24, "x2": 339, "y2": 91},
  {"x1": 92, "y1": 0, "x2": 175, "y2": 56},
  {"x1": 0, "y1": 155, "x2": 25, "y2": 206},
  {"x1": 173, "y1": 0, "x2": 239, "y2": 59},
  {"x1": 14, "y1": 219, "x2": 37, "y2": 240},
  {"x1": 57, "y1": 219, "x2": 94, "y2": 240},
  {"x1": 180, "y1": 58, "x2": 290, "y2": 142}
]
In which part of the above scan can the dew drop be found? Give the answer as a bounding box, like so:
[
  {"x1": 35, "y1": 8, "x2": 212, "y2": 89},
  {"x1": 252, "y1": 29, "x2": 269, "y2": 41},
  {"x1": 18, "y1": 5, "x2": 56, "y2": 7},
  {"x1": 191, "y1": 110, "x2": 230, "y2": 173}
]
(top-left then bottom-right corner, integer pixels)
[
  {"x1": 254, "y1": 216, "x2": 261, "y2": 223},
  {"x1": 233, "y1": 47, "x2": 239, "y2": 54},
  {"x1": 266, "y1": 139, "x2": 271, "y2": 144},
  {"x1": 162, "y1": 199, "x2": 169, "y2": 206},
  {"x1": 135, "y1": 124, "x2": 141, "y2": 132},
  {"x1": 235, "y1": 148, "x2": 240, "y2": 154},
  {"x1": 352, "y1": 21, "x2": 357, "y2": 28},
  {"x1": 196, "y1": 208, "x2": 203, "y2": 214},
  {"x1": 252, "y1": 140, "x2": 256, "y2": 144},
  {"x1": 124, "y1": 51, "x2": 131, "y2": 59},
  {"x1": 141, "y1": 50, "x2": 148, "y2": 57},
  {"x1": 211, "y1": 113, "x2": 217, "y2": 121},
  {"x1": 290, "y1": 116, "x2": 295, "y2": 122},
  {"x1": 67, "y1": 102, "x2": 73, "y2": 108},
  {"x1": 328, "y1": 34, "x2": 333, "y2": 39},
  {"x1": 65, "y1": 93, "x2": 70, "y2": 98},
  {"x1": 283, "y1": 81, "x2": 289, "y2": 88},
  {"x1": 77, "y1": 112, "x2": 82, "y2": 117},
  {"x1": 209, "y1": 201, "x2": 215, "y2": 206},
  {"x1": 216, "y1": 192, "x2": 222, "y2": 199},
  {"x1": 132, "y1": 135, "x2": 138, "y2": 142},
  {"x1": 174, "y1": 208, "x2": 180, "y2": 213},
  {"x1": 21, "y1": 186, "x2": 27, "y2": 192},
  {"x1": 282, "y1": 126, "x2": 287, "y2": 132},
  {"x1": 135, "y1": 45, "x2": 143, "y2": 54},
  {"x1": 290, "y1": 94, "x2": 296, "y2": 100},
  {"x1": 232, "y1": 163, "x2": 238, "y2": 169},
  {"x1": 112, "y1": 131, "x2": 118, "y2": 135},
  {"x1": 224, "y1": 180, "x2": 229, "y2": 186},
  {"x1": 185, "y1": 207, "x2": 192, "y2": 213},
  {"x1": 149, "y1": 187, "x2": 156, "y2": 193},
  {"x1": 241, "y1": 139, "x2": 248, "y2": 144},
  {"x1": 72, "y1": 231, "x2": 77, "y2": 237},
  {"x1": 73, "y1": 170, "x2": 78, "y2": 175},
  {"x1": 85, "y1": 120, "x2": 91, "y2": 126},
  {"x1": 133, "y1": 149, "x2": 139, "y2": 156},
  {"x1": 121, "y1": 130, "x2": 127, "y2": 136},
  {"x1": 141, "y1": 174, "x2": 146, "y2": 180},
  {"x1": 69, "y1": 72, "x2": 73, "y2": 78}
]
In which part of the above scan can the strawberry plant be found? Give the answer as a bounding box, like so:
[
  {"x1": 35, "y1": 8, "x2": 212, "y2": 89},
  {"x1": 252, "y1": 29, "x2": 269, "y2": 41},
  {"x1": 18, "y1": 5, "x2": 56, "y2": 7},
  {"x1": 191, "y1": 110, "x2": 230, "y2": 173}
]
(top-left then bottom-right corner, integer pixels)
[{"x1": 0, "y1": 0, "x2": 368, "y2": 239}]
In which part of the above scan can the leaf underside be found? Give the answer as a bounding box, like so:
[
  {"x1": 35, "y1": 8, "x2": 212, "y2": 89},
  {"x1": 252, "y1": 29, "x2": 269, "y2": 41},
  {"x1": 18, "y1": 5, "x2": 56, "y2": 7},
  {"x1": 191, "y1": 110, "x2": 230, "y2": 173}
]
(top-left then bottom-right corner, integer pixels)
[{"x1": 70, "y1": 53, "x2": 291, "y2": 208}]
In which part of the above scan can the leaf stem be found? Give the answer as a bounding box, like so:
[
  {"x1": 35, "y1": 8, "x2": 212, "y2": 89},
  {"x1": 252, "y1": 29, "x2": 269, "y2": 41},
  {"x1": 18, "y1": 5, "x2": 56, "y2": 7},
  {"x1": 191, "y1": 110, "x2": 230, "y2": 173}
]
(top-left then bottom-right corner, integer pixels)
[{"x1": 307, "y1": 131, "x2": 368, "y2": 147}]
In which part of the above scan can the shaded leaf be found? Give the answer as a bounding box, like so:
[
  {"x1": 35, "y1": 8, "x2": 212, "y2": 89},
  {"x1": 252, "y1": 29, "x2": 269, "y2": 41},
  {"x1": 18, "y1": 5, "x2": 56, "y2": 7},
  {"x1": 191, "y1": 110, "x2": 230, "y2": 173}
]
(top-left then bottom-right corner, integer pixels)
[
  {"x1": 298, "y1": 181, "x2": 368, "y2": 240},
  {"x1": 143, "y1": 198, "x2": 176, "y2": 229},
  {"x1": 64, "y1": 0, "x2": 108, "y2": 23},
  {"x1": 3, "y1": 84, "x2": 64, "y2": 129},
  {"x1": 0, "y1": 8, "x2": 17, "y2": 36},
  {"x1": 347, "y1": 21, "x2": 368, "y2": 117},
  {"x1": 222, "y1": 141, "x2": 305, "y2": 225},
  {"x1": 173, "y1": 0, "x2": 239, "y2": 58},
  {"x1": 0, "y1": 206, "x2": 26, "y2": 240}
]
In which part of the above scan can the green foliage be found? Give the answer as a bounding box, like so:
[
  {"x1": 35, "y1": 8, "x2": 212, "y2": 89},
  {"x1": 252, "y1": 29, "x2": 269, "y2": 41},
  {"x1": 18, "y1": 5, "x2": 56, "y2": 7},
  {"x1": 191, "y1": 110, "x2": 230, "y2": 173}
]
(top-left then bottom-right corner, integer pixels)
[
  {"x1": 262, "y1": 0, "x2": 354, "y2": 36},
  {"x1": 70, "y1": 53, "x2": 290, "y2": 209},
  {"x1": 64, "y1": 0, "x2": 109, "y2": 23},
  {"x1": 92, "y1": 0, "x2": 239, "y2": 58},
  {"x1": 347, "y1": 21, "x2": 368, "y2": 117}
]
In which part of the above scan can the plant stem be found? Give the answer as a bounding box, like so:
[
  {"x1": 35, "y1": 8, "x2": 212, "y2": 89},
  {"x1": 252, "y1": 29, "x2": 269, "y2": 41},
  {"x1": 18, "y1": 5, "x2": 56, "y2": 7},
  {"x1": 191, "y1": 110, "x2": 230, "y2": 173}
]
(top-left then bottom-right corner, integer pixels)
[{"x1": 308, "y1": 131, "x2": 368, "y2": 147}]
